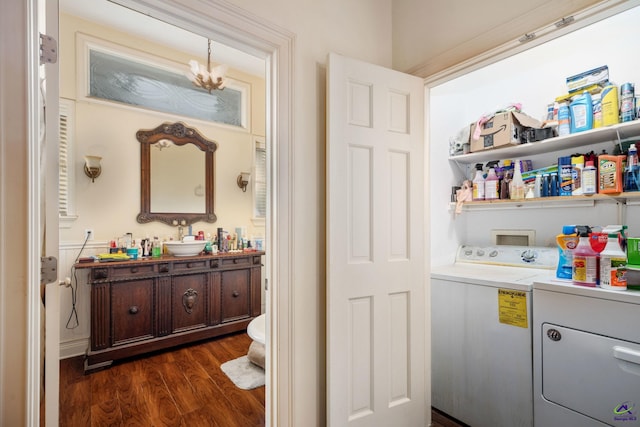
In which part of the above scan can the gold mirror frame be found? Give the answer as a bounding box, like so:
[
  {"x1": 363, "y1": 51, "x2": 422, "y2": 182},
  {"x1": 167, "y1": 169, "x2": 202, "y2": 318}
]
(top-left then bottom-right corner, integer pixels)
[{"x1": 136, "y1": 122, "x2": 217, "y2": 226}]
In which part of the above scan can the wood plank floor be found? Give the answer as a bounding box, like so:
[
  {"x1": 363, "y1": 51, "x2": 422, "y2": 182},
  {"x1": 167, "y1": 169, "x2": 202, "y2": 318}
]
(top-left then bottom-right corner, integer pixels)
[
  {"x1": 59, "y1": 332, "x2": 265, "y2": 427},
  {"x1": 60, "y1": 331, "x2": 465, "y2": 426}
]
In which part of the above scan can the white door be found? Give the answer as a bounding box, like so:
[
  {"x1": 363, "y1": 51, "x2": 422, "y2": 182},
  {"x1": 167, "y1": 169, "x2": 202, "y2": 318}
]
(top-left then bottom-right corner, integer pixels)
[{"x1": 327, "y1": 53, "x2": 426, "y2": 426}]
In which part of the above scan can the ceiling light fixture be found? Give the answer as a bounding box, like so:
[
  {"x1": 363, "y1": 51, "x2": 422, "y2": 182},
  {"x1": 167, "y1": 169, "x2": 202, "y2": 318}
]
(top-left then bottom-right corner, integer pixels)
[{"x1": 186, "y1": 39, "x2": 228, "y2": 93}]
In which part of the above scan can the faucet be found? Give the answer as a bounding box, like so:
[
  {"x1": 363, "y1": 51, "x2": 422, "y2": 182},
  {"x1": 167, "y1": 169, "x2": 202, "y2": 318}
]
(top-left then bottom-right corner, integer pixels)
[{"x1": 178, "y1": 225, "x2": 184, "y2": 241}]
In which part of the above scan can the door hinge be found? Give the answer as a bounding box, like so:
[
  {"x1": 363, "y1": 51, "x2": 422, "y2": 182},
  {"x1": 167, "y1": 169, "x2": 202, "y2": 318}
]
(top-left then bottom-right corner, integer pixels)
[
  {"x1": 265, "y1": 278, "x2": 268, "y2": 291},
  {"x1": 41, "y1": 256, "x2": 58, "y2": 285},
  {"x1": 39, "y1": 33, "x2": 58, "y2": 65}
]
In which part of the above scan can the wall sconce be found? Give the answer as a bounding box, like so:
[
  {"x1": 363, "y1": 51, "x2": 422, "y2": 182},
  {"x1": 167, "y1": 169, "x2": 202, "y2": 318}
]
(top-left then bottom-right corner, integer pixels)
[
  {"x1": 237, "y1": 172, "x2": 251, "y2": 192},
  {"x1": 84, "y1": 155, "x2": 102, "y2": 183}
]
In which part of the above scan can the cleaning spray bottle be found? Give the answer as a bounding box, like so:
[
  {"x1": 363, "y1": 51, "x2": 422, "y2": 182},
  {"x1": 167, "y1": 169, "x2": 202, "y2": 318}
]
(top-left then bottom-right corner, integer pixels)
[
  {"x1": 572, "y1": 225, "x2": 598, "y2": 287},
  {"x1": 599, "y1": 232, "x2": 627, "y2": 290},
  {"x1": 556, "y1": 225, "x2": 578, "y2": 280},
  {"x1": 484, "y1": 161, "x2": 499, "y2": 200},
  {"x1": 472, "y1": 163, "x2": 485, "y2": 201}
]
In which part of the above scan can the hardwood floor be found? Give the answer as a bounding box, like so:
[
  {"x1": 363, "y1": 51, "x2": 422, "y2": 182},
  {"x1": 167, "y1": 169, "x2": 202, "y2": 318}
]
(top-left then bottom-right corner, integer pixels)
[
  {"x1": 60, "y1": 331, "x2": 465, "y2": 426},
  {"x1": 59, "y1": 332, "x2": 264, "y2": 427}
]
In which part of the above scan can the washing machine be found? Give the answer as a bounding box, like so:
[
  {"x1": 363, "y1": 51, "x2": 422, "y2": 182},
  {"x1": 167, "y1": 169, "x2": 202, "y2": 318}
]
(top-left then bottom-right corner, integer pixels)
[
  {"x1": 533, "y1": 281, "x2": 640, "y2": 426},
  {"x1": 431, "y1": 245, "x2": 557, "y2": 427}
]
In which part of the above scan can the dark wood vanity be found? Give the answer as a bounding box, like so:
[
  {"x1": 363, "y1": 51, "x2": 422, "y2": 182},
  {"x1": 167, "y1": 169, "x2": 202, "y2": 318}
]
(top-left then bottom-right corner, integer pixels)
[{"x1": 76, "y1": 251, "x2": 264, "y2": 371}]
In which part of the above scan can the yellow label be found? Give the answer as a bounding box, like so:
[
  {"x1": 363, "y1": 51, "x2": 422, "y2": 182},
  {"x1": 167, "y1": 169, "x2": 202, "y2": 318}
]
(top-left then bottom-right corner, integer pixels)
[{"x1": 498, "y1": 289, "x2": 528, "y2": 328}]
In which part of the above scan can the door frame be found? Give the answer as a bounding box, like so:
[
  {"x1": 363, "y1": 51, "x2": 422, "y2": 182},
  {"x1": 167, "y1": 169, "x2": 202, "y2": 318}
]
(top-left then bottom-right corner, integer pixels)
[{"x1": 21, "y1": 0, "x2": 295, "y2": 425}]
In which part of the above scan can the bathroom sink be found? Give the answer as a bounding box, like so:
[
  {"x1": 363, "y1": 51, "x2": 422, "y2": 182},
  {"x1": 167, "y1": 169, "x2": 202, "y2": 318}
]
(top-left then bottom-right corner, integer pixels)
[{"x1": 163, "y1": 240, "x2": 207, "y2": 257}]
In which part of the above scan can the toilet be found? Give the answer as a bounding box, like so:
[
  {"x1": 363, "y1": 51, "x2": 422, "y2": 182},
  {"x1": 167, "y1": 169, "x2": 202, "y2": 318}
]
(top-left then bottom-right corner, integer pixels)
[{"x1": 247, "y1": 313, "x2": 266, "y2": 368}]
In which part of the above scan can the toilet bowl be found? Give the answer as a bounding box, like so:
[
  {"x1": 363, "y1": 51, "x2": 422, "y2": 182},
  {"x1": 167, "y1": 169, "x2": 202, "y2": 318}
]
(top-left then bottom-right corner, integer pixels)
[{"x1": 247, "y1": 313, "x2": 266, "y2": 345}]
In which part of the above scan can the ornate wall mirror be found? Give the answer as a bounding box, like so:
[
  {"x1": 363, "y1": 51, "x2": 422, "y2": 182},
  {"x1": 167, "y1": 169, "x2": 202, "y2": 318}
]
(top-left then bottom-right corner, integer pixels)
[{"x1": 137, "y1": 122, "x2": 217, "y2": 226}]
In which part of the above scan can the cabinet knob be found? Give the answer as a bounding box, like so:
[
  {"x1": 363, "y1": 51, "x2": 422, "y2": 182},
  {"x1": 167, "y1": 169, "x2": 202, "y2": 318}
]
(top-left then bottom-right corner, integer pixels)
[
  {"x1": 233, "y1": 259, "x2": 239, "y2": 264},
  {"x1": 232, "y1": 290, "x2": 240, "y2": 298},
  {"x1": 187, "y1": 262, "x2": 193, "y2": 268},
  {"x1": 129, "y1": 306, "x2": 139, "y2": 315},
  {"x1": 130, "y1": 267, "x2": 138, "y2": 273},
  {"x1": 160, "y1": 265, "x2": 169, "y2": 273}
]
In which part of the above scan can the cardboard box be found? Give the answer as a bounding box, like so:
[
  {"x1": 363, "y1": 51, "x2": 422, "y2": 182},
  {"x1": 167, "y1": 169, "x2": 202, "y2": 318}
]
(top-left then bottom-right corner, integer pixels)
[{"x1": 470, "y1": 111, "x2": 542, "y2": 153}]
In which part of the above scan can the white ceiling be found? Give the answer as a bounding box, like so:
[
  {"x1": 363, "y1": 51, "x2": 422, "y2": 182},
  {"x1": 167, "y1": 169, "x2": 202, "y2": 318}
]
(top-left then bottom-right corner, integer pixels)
[{"x1": 60, "y1": 0, "x2": 267, "y2": 77}]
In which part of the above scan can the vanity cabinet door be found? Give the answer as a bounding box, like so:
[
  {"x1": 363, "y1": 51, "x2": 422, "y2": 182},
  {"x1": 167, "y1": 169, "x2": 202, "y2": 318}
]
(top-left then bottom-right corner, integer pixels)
[
  {"x1": 172, "y1": 273, "x2": 208, "y2": 333},
  {"x1": 111, "y1": 278, "x2": 154, "y2": 346},
  {"x1": 220, "y1": 269, "x2": 251, "y2": 323}
]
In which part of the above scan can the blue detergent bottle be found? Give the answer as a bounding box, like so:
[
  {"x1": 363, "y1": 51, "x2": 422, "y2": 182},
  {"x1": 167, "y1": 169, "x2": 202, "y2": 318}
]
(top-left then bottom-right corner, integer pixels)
[
  {"x1": 556, "y1": 225, "x2": 578, "y2": 280},
  {"x1": 569, "y1": 92, "x2": 593, "y2": 133}
]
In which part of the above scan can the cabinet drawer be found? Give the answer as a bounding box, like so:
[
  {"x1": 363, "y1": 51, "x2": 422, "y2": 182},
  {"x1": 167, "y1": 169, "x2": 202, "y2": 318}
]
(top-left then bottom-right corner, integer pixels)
[
  {"x1": 111, "y1": 279, "x2": 154, "y2": 345},
  {"x1": 173, "y1": 259, "x2": 208, "y2": 272},
  {"x1": 221, "y1": 269, "x2": 251, "y2": 323},
  {"x1": 219, "y1": 256, "x2": 251, "y2": 268},
  {"x1": 110, "y1": 263, "x2": 156, "y2": 278}
]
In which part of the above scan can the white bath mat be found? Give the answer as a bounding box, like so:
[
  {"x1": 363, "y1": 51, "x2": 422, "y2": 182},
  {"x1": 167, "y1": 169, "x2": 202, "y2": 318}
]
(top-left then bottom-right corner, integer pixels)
[{"x1": 220, "y1": 355, "x2": 265, "y2": 390}]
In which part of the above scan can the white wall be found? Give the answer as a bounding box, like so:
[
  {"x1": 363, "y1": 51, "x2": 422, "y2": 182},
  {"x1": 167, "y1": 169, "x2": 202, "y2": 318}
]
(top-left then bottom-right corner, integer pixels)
[{"x1": 430, "y1": 5, "x2": 640, "y2": 265}]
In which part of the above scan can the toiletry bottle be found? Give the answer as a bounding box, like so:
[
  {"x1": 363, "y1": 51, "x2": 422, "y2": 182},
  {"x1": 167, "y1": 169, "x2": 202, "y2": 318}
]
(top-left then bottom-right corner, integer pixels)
[
  {"x1": 556, "y1": 225, "x2": 578, "y2": 280},
  {"x1": 152, "y1": 236, "x2": 162, "y2": 258},
  {"x1": 600, "y1": 232, "x2": 627, "y2": 290},
  {"x1": 484, "y1": 166, "x2": 499, "y2": 200},
  {"x1": 472, "y1": 163, "x2": 485, "y2": 201},
  {"x1": 583, "y1": 160, "x2": 597, "y2": 194},
  {"x1": 572, "y1": 225, "x2": 598, "y2": 287},
  {"x1": 509, "y1": 159, "x2": 525, "y2": 200}
]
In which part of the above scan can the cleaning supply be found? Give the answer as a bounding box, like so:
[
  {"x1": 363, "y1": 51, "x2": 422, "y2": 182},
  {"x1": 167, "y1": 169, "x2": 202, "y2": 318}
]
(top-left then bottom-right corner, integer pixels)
[
  {"x1": 600, "y1": 232, "x2": 627, "y2": 290},
  {"x1": 558, "y1": 156, "x2": 573, "y2": 196},
  {"x1": 509, "y1": 159, "x2": 525, "y2": 200},
  {"x1": 571, "y1": 154, "x2": 584, "y2": 195},
  {"x1": 624, "y1": 143, "x2": 640, "y2": 192},
  {"x1": 592, "y1": 93, "x2": 602, "y2": 128},
  {"x1": 601, "y1": 84, "x2": 620, "y2": 127},
  {"x1": 556, "y1": 225, "x2": 578, "y2": 280},
  {"x1": 582, "y1": 160, "x2": 597, "y2": 194},
  {"x1": 557, "y1": 102, "x2": 570, "y2": 136},
  {"x1": 572, "y1": 225, "x2": 598, "y2": 287},
  {"x1": 620, "y1": 83, "x2": 635, "y2": 122},
  {"x1": 472, "y1": 163, "x2": 485, "y2": 201},
  {"x1": 569, "y1": 92, "x2": 593, "y2": 133},
  {"x1": 484, "y1": 166, "x2": 499, "y2": 200},
  {"x1": 598, "y1": 154, "x2": 624, "y2": 193}
]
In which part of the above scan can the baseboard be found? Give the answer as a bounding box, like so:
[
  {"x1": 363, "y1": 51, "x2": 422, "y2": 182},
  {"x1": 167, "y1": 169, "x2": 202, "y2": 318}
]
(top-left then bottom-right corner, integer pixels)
[{"x1": 59, "y1": 338, "x2": 89, "y2": 359}]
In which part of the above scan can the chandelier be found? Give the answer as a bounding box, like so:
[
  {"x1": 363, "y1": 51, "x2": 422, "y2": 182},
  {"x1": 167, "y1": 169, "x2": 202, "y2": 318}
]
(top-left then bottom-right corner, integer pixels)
[{"x1": 186, "y1": 39, "x2": 228, "y2": 93}]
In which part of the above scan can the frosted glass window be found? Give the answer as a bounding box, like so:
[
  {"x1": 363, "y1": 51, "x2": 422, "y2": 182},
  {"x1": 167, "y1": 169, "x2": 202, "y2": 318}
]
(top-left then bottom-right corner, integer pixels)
[{"x1": 88, "y1": 49, "x2": 243, "y2": 127}]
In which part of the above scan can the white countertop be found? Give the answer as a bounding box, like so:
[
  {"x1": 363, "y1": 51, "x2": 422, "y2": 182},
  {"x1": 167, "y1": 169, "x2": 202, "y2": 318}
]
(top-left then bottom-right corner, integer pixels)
[{"x1": 533, "y1": 278, "x2": 640, "y2": 304}]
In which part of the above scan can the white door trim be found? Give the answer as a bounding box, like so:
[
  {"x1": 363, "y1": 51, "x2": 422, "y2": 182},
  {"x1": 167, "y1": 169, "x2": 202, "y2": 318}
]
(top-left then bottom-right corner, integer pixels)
[{"x1": 106, "y1": 1, "x2": 295, "y2": 425}]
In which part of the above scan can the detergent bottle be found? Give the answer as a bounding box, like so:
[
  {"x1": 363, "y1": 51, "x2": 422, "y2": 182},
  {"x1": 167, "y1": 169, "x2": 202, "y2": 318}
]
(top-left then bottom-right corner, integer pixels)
[
  {"x1": 484, "y1": 164, "x2": 499, "y2": 200},
  {"x1": 556, "y1": 225, "x2": 578, "y2": 280},
  {"x1": 572, "y1": 225, "x2": 598, "y2": 287},
  {"x1": 599, "y1": 232, "x2": 627, "y2": 290}
]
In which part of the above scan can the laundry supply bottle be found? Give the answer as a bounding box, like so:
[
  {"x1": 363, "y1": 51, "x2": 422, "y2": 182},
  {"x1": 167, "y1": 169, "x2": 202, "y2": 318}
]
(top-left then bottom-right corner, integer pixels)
[
  {"x1": 582, "y1": 160, "x2": 597, "y2": 194},
  {"x1": 509, "y1": 159, "x2": 525, "y2": 200},
  {"x1": 484, "y1": 165, "x2": 499, "y2": 200},
  {"x1": 569, "y1": 92, "x2": 593, "y2": 133},
  {"x1": 571, "y1": 154, "x2": 584, "y2": 195},
  {"x1": 572, "y1": 226, "x2": 598, "y2": 287},
  {"x1": 556, "y1": 225, "x2": 578, "y2": 280},
  {"x1": 500, "y1": 160, "x2": 512, "y2": 199},
  {"x1": 472, "y1": 163, "x2": 485, "y2": 201},
  {"x1": 599, "y1": 232, "x2": 627, "y2": 290}
]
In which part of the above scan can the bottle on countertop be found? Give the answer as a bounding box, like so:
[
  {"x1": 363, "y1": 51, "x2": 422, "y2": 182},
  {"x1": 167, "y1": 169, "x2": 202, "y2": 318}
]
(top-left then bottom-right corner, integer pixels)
[
  {"x1": 599, "y1": 232, "x2": 627, "y2": 290},
  {"x1": 572, "y1": 225, "x2": 598, "y2": 287},
  {"x1": 472, "y1": 163, "x2": 485, "y2": 201},
  {"x1": 556, "y1": 225, "x2": 578, "y2": 280}
]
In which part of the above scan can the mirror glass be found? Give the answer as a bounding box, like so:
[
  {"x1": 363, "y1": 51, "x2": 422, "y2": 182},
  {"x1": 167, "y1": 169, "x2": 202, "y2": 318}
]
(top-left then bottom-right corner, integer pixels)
[
  {"x1": 150, "y1": 142, "x2": 205, "y2": 213},
  {"x1": 137, "y1": 122, "x2": 217, "y2": 226}
]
